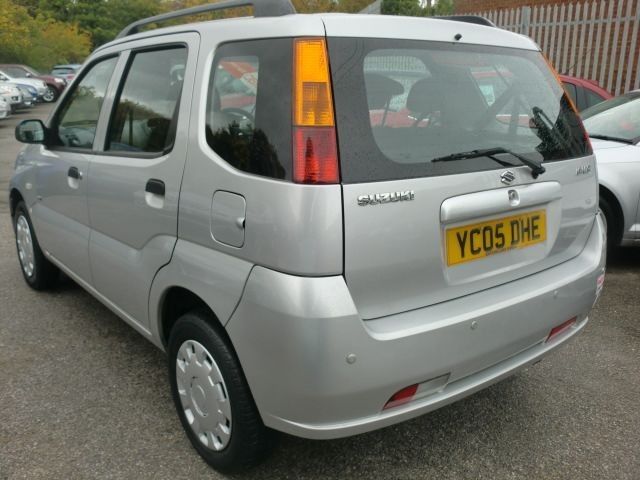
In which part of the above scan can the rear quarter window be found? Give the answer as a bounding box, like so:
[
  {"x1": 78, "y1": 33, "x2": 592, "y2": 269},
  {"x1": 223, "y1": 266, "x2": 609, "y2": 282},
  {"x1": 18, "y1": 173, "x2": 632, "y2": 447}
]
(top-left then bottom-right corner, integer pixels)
[{"x1": 206, "y1": 39, "x2": 292, "y2": 180}]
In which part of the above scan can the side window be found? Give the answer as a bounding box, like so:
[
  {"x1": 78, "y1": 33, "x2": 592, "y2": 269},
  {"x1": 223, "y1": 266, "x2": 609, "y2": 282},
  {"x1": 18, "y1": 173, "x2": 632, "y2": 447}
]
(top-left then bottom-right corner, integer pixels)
[
  {"x1": 586, "y1": 90, "x2": 606, "y2": 108},
  {"x1": 56, "y1": 57, "x2": 117, "y2": 149},
  {"x1": 107, "y1": 47, "x2": 187, "y2": 154},
  {"x1": 206, "y1": 39, "x2": 292, "y2": 180},
  {"x1": 562, "y1": 81, "x2": 578, "y2": 109},
  {"x1": 5, "y1": 67, "x2": 25, "y2": 77}
]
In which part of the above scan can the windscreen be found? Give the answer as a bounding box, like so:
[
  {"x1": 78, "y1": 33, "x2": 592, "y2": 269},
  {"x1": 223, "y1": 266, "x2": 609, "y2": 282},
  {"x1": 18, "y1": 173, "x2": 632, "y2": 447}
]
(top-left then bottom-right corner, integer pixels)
[
  {"x1": 328, "y1": 38, "x2": 591, "y2": 183},
  {"x1": 582, "y1": 94, "x2": 640, "y2": 143}
]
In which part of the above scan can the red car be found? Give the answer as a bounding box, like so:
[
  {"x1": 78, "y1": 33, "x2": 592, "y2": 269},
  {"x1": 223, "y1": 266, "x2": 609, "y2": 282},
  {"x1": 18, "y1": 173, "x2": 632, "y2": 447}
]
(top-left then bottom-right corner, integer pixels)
[
  {"x1": 559, "y1": 74, "x2": 612, "y2": 111},
  {"x1": 0, "y1": 64, "x2": 67, "y2": 103}
]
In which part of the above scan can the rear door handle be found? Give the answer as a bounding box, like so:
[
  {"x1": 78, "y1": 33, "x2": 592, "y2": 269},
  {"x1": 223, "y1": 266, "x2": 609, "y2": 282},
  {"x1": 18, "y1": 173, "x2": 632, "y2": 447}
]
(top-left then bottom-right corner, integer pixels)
[
  {"x1": 145, "y1": 178, "x2": 165, "y2": 197},
  {"x1": 68, "y1": 166, "x2": 82, "y2": 180}
]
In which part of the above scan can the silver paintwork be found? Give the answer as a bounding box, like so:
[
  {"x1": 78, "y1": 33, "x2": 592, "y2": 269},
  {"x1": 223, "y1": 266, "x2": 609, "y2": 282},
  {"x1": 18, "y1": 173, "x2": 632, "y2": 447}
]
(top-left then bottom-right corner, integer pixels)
[
  {"x1": 9, "y1": 13, "x2": 605, "y2": 442},
  {"x1": 16, "y1": 215, "x2": 35, "y2": 278},
  {"x1": 176, "y1": 340, "x2": 232, "y2": 451},
  {"x1": 343, "y1": 159, "x2": 596, "y2": 320},
  {"x1": 226, "y1": 215, "x2": 605, "y2": 439},
  {"x1": 591, "y1": 139, "x2": 640, "y2": 245}
]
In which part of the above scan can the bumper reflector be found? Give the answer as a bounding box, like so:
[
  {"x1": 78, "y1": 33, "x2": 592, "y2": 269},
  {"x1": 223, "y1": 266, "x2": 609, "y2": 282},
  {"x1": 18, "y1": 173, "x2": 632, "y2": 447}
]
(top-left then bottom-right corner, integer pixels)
[
  {"x1": 383, "y1": 374, "x2": 451, "y2": 410},
  {"x1": 546, "y1": 317, "x2": 577, "y2": 343},
  {"x1": 384, "y1": 384, "x2": 418, "y2": 410}
]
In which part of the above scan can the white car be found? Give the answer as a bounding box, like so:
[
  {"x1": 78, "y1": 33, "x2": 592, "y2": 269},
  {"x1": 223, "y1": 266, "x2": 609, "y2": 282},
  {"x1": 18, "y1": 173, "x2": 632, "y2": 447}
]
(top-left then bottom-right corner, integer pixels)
[
  {"x1": 0, "y1": 94, "x2": 11, "y2": 119},
  {"x1": 0, "y1": 84, "x2": 22, "y2": 111},
  {"x1": 0, "y1": 69, "x2": 47, "y2": 98},
  {"x1": 583, "y1": 91, "x2": 640, "y2": 247}
]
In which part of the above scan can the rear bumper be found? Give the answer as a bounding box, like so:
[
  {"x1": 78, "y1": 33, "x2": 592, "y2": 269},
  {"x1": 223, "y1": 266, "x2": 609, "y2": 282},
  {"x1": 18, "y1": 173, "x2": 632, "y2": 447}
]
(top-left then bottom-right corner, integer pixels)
[{"x1": 226, "y1": 215, "x2": 606, "y2": 440}]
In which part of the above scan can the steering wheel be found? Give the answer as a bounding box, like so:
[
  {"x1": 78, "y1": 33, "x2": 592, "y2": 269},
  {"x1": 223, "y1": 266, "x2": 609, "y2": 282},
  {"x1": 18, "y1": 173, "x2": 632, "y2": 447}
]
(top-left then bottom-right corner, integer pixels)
[{"x1": 220, "y1": 107, "x2": 255, "y2": 125}]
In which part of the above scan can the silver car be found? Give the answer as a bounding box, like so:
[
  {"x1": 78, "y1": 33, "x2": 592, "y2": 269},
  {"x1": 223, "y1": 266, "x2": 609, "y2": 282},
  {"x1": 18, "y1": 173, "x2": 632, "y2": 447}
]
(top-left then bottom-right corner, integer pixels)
[
  {"x1": 9, "y1": 0, "x2": 606, "y2": 472},
  {"x1": 0, "y1": 94, "x2": 11, "y2": 119},
  {"x1": 0, "y1": 84, "x2": 21, "y2": 112},
  {"x1": 0, "y1": 69, "x2": 47, "y2": 99},
  {"x1": 583, "y1": 91, "x2": 640, "y2": 247}
]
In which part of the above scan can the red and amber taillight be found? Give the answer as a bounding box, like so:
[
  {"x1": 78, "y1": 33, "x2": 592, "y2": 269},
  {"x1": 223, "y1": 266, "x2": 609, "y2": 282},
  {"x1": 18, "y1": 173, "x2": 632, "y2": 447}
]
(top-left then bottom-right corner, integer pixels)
[{"x1": 292, "y1": 38, "x2": 339, "y2": 184}]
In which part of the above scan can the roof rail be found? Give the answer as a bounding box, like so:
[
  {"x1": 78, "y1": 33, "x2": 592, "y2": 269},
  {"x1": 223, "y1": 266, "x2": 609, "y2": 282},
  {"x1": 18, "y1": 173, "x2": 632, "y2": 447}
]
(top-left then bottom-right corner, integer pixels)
[
  {"x1": 437, "y1": 15, "x2": 496, "y2": 28},
  {"x1": 116, "y1": 0, "x2": 296, "y2": 39}
]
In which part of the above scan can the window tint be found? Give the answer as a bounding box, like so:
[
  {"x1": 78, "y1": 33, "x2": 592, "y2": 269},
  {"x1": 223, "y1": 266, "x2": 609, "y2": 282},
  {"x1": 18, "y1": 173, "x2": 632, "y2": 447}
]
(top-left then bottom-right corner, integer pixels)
[
  {"x1": 585, "y1": 89, "x2": 606, "y2": 108},
  {"x1": 583, "y1": 96, "x2": 640, "y2": 142},
  {"x1": 107, "y1": 47, "x2": 187, "y2": 154},
  {"x1": 328, "y1": 38, "x2": 590, "y2": 183},
  {"x1": 206, "y1": 39, "x2": 292, "y2": 180},
  {"x1": 56, "y1": 57, "x2": 117, "y2": 149}
]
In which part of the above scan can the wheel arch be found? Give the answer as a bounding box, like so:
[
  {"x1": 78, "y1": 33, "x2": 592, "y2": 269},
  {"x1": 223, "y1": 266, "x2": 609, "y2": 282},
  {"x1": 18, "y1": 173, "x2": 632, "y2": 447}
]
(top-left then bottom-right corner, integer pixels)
[
  {"x1": 599, "y1": 184, "x2": 624, "y2": 244},
  {"x1": 147, "y1": 239, "x2": 254, "y2": 350},
  {"x1": 9, "y1": 188, "x2": 24, "y2": 218},
  {"x1": 159, "y1": 286, "x2": 223, "y2": 348}
]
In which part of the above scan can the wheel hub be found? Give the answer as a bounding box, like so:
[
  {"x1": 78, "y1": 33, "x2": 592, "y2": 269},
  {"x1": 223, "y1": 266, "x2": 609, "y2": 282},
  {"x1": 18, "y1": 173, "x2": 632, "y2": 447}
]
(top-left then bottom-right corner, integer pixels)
[{"x1": 176, "y1": 340, "x2": 232, "y2": 451}]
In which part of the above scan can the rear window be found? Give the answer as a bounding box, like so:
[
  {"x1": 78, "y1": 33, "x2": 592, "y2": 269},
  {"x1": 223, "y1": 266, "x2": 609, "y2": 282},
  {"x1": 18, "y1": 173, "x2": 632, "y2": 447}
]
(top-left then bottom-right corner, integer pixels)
[
  {"x1": 328, "y1": 38, "x2": 591, "y2": 183},
  {"x1": 206, "y1": 39, "x2": 292, "y2": 180}
]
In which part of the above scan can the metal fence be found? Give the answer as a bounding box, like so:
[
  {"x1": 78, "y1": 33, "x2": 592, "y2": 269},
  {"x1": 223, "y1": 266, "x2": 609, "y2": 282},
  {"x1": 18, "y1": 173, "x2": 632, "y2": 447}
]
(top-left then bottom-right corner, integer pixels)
[{"x1": 468, "y1": 0, "x2": 640, "y2": 96}]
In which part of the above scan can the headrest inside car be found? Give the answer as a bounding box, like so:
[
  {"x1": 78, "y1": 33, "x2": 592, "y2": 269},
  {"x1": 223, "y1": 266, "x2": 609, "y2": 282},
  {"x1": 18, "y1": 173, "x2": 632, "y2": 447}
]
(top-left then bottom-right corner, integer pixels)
[
  {"x1": 406, "y1": 77, "x2": 444, "y2": 114},
  {"x1": 365, "y1": 73, "x2": 404, "y2": 110}
]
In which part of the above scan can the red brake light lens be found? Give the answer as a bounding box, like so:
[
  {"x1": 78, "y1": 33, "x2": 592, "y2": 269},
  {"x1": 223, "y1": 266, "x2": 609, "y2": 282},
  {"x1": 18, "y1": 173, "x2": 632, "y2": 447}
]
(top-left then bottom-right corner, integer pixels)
[{"x1": 293, "y1": 127, "x2": 339, "y2": 184}]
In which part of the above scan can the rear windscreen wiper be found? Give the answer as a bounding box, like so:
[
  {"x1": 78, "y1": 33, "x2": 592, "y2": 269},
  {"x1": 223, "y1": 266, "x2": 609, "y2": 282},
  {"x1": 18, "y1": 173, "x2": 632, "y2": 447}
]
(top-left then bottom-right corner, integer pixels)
[
  {"x1": 432, "y1": 147, "x2": 546, "y2": 179},
  {"x1": 588, "y1": 134, "x2": 635, "y2": 145}
]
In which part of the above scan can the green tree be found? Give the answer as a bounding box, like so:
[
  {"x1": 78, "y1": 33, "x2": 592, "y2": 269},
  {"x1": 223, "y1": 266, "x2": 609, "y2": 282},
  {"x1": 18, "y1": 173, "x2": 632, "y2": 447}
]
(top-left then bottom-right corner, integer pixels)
[
  {"x1": 0, "y1": 0, "x2": 91, "y2": 70},
  {"x1": 380, "y1": 0, "x2": 453, "y2": 17},
  {"x1": 381, "y1": 0, "x2": 421, "y2": 16},
  {"x1": 0, "y1": 0, "x2": 32, "y2": 60}
]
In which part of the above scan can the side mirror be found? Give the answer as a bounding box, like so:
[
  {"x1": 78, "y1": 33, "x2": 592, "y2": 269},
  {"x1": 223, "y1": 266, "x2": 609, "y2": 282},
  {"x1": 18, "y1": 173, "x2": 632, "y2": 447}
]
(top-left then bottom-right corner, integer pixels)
[
  {"x1": 25, "y1": 73, "x2": 33, "y2": 78},
  {"x1": 15, "y1": 119, "x2": 47, "y2": 144}
]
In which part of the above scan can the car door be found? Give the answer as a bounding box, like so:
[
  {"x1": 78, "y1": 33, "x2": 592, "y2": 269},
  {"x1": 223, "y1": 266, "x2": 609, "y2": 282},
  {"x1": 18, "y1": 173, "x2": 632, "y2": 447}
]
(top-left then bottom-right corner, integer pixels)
[
  {"x1": 87, "y1": 34, "x2": 198, "y2": 329},
  {"x1": 31, "y1": 56, "x2": 119, "y2": 283}
]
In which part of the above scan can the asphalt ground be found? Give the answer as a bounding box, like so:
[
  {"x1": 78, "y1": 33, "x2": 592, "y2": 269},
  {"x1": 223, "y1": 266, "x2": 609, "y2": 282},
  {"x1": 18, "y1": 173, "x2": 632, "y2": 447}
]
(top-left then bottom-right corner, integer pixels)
[{"x1": 1, "y1": 103, "x2": 639, "y2": 480}]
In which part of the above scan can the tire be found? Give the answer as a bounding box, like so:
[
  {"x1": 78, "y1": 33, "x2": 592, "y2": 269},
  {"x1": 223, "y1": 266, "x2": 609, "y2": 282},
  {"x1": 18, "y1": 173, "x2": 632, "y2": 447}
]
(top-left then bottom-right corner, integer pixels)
[
  {"x1": 42, "y1": 86, "x2": 57, "y2": 103},
  {"x1": 168, "y1": 310, "x2": 273, "y2": 473},
  {"x1": 599, "y1": 196, "x2": 619, "y2": 251},
  {"x1": 13, "y1": 201, "x2": 59, "y2": 290}
]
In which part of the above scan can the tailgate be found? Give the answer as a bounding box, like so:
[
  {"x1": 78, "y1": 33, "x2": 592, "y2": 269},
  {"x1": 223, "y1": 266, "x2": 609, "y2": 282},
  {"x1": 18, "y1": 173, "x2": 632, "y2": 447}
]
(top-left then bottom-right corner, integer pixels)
[{"x1": 327, "y1": 27, "x2": 596, "y2": 319}]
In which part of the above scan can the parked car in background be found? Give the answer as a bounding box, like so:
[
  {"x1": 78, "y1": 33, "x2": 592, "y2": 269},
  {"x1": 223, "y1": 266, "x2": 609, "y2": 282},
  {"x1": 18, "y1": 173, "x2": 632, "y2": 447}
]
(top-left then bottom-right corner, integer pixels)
[
  {"x1": 0, "y1": 64, "x2": 66, "y2": 102},
  {"x1": 50, "y1": 64, "x2": 82, "y2": 82},
  {"x1": 0, "y1": 83, "x2": 22, "y2": 112},
  {"x1": 0, "y1": 95, "x2": 11, "y2": 120},
  {"x1": 15, "y1": 84, "x2": 36, "y2": 109},
  {"x1": 559, "y1": 75, "x2": 612, "y2": 111},
  {"x1": 0, "y1": 70, "x2": 47, "y2": 101},
  {"x1": 582, "y1": 90, "x2": 640, "y2": 247}
]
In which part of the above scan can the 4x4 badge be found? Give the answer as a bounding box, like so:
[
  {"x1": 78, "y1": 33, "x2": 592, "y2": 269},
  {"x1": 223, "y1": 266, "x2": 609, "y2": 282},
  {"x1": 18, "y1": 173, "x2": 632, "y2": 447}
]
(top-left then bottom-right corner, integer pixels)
[{"x1": 500, "y1": 170, "x2": 516, "y2": 185}]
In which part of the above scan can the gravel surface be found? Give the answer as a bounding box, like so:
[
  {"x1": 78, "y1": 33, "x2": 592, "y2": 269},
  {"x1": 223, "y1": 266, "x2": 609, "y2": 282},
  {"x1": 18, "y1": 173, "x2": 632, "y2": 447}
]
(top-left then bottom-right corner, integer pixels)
[{"x1": 1, "y1": 104, "x2": 639, "y2": 479}]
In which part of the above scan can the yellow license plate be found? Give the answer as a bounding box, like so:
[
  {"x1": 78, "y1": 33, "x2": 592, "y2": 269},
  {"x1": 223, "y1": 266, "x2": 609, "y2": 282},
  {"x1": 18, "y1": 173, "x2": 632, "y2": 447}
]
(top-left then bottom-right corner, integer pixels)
[{"x1": 446, "y1": 210, "x2": 546, "y2": 266}]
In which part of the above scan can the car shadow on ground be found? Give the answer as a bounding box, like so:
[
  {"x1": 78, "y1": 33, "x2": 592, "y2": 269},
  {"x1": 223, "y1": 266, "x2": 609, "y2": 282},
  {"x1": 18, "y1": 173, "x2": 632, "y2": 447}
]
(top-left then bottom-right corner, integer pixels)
[{"x1": 607, "y1": 246, "x2": 640, "y2": 271}]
